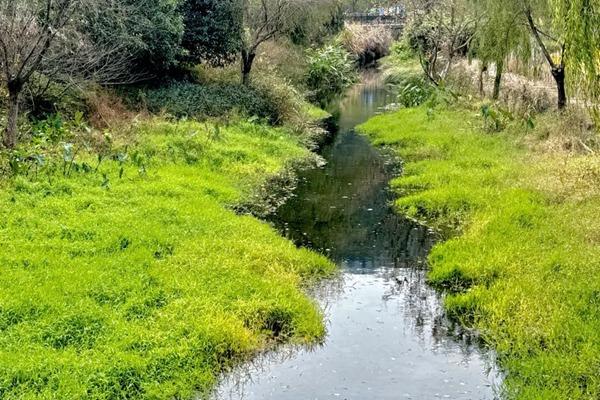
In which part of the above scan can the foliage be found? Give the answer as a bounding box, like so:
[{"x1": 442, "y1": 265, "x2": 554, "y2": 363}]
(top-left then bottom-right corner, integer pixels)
[
  {"x1": 470, "y1": 0, "x2": 530, "y2": 67},
  {"x1": 0, "y1": 0, "x2": 135, "y2": 148},
  {"x1": 287, "y1": 0, "x2": 345, "y2": 45},
  {"x1": 249, "y1": 71, "x2": 311, "y2": 125},
  {"x1": 239, "y1": 0, "x2": 340, "y2": 83},
  {"x1": 359, "y1": 105, "x2": 600, "y2": 399},
  {"x1": 550, "y1": 0, "x2": 600, "y2": 103},
  {"x1": 480, "y1": 103, "x2": 514, "y2": 132},
  {"x1": 86, "y1": 0, "x2": 185, "y2": 74},
  {"x1": 306, "y1": 44, "x2": 357, "y2": 107},
  {"x1": 0, "y1": 117, "x2": 335, "y2": 399},
  {"x1": 180, "y1": 0, "x2": 243, "y2": 66},
  {"x1": 253, "y1": 40, "x2": 310, "y2": 88},
  {"x1": 396, "y1": 76, "x2": 434, "y2": 108},
  {"x1": 382, "y1": 47, "x2": 436, "y2": 108},
  {"x1": 140, "y1": 83, "x2": 279, "y2": 122},
  {"x1": 389, "y1": 41, "x2": 417, "y2": 62}
]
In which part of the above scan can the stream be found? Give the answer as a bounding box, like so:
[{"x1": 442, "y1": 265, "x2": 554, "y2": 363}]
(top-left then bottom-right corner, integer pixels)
[{"x1": 213, "y1": 73, "x2": 501, "y2": 400}]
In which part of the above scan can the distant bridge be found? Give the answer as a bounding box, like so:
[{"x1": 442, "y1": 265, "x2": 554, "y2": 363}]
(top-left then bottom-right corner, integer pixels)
[{"x1": 344, "y1": 12, "x2": 405, "y2": 29}]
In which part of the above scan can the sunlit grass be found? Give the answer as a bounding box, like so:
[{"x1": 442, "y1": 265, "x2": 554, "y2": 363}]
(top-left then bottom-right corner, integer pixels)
[
  {"x1": 359, "y1": 107, "x2": 600, "y2": 399},
  {"x1": 0, "y1": 118, "x2": 335, "y2": 399}
]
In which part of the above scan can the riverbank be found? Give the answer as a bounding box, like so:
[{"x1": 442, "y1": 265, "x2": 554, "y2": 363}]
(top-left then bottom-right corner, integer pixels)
[
  {"x1": 358, "y1": 106, "x2": 600, "y2": 398},
  {"x1": 0, "y1": 117, "x2": 335, "y2": 399}
]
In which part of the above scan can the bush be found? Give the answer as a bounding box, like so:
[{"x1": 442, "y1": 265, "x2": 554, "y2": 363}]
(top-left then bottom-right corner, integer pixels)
[
  {"x1": 382, "y1": 56, "x2": 434, "y2": 108},
  {"x1": 306, "y1": 44, "x2": 357, "y2": 107},
  {"x1": 389, "y1": 41, "x2": 416, "y2": 61},
  {"x1": 141, "y1": 83, "x2": 279, "y2": 122},
  {"x1": 85, "y1": 0, "x2": 185, "y2": 74},
  {"x1": 251, "y1": 71, "x2": 306, "y2": 124},
  {"x1": 181, "y1": 0, "x2": 242, "y2": 67},
  {"x1": 396, "y1": 75, "x2": 434, "y2": 108},
  {"x1": 253, "y1": 40, "x2": 310, "y2": 88},
  {"x1": 189, "y1": 64, "x2": 240, "y2": 85}
]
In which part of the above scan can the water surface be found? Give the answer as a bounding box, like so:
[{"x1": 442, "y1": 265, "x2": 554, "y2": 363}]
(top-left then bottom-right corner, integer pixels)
[{"x1": 213, "y1": 74, "x2": 500, "y2": 400}]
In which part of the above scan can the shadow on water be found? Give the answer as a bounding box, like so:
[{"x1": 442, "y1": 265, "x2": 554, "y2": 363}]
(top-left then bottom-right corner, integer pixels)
[{"x1": 212, "y1": 71, "x2": 502, "y2": 400}]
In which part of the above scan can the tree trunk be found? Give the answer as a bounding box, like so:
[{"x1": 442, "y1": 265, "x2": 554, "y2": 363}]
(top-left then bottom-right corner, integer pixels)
[
  {"x1": 478, "y1": 61, "x2": 488, "y2": 97},
  {"x1": 241, "y1": 49, "x2": 256, "y2": 86},
  {"x1": 3, "y1": 82, "x2": 22, "y2": 149},
  {"x1": 492, "y1": 59, "x2": 504, "y2": 100},
  {"x1": 551, "y1": 66, "x2": 567, "y2": 110},
  {"x1": 524, "y1": 8, "x2": 567, "y2": 110}
]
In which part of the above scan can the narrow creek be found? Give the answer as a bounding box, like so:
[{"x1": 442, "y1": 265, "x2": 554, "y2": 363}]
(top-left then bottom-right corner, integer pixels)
[{"x1": 213, "y1": 72, "x2": 501, "y2": 399}]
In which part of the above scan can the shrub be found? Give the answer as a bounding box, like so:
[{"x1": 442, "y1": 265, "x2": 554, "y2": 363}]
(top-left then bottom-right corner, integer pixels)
[
  {"x1": 382, "y1": 58, "x2": 434, "y2": 108},
  {"x1": 181, "y1": 0, "x2": 243, "y2": 67},
  {"x1": 251, "y1": 71, "x2": 306, "y2": 124},
  {"x1": 389, "y1": 41, "x2": 416, "y2": 61},
  {"x1": 85, "y1": 0, "x2": 185, "y2": 74},
  {"x1": 141, "y1": 83, "x2": 278, "y2": 122},
  {"x1": 396, "y1": 75, "x2": 434, "y2": 108},
  {"x1": 306, "y1": 44, "x2": 357, "y2": 107},
  {"x1": 189, "y1": 64, "x2": 240, "y2": 85}
]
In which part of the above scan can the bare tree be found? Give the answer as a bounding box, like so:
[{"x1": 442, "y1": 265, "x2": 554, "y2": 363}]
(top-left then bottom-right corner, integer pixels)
[
  {"x1": 0, "y1": 0, "x2": 131, "y2": 148},
  {"x1": 240, "y1": 0, "x2": 331, "y2": 84},
  {"x1": 405, "y1": 0, "x2": 480, "y2": 86}
]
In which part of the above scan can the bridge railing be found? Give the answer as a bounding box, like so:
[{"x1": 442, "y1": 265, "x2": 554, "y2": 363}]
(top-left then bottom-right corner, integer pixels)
[{"x1": 344, "y1": 13, "x2": 405, "y2": 26}]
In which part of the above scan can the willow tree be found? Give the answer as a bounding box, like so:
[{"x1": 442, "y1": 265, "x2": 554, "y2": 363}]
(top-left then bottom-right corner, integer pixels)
[
  {"x1": 474, "y1": 0, "x2": 576, "y2": 109},
  {"x1": 550, "y1": 0, "x2": 600, "y2": 109},
  {"x1": 521, "y1": 1, "x2": 569, "y2": 109},
  {"x1": 472, "y1": 0, "x2": 529, "y2": 99}
]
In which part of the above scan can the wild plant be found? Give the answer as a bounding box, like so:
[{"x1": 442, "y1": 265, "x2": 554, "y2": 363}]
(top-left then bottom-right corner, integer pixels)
[{"x1": 305, "y1": 44, "x2": 357, "y2": 107}]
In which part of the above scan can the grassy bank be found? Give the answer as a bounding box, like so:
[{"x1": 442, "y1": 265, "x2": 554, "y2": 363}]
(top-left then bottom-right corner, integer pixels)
[
  {"x1": 359, "y1": 107, "x2": 600, "y2": 399},
  {"x1": 0, "y1": 118, "x2": 335, "y2": 399}
]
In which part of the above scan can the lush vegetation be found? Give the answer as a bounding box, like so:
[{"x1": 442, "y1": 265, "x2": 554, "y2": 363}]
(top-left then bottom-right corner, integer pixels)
[
  {"x1": 0, "y1": 0, "x2": 383, "y2": 398},
  {"x1": 5, "y1": 0, "x2": 600, "y2": 397},
  {"x1": 356, "y1": 1, "x2": 600, "y2": 392},
  {"x1": 403, "y1": 0, "x2": 600, "y2": 110},
  {"x1": 0, "y1": 117, "x2": 335, "y2": 399},
  {"x1": 141, "y1": 83, "x2": 279, "y2": 122},
  {"x1": 306, "y1": 45, "x2": 358, "y2": 106}
]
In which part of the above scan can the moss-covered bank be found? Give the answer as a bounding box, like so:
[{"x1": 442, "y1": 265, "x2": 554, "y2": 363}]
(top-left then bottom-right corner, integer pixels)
[
  {"x1": 359, "y1": 107, "x2": 600, "y2": 399},
  {"x1": 0, "y1": 118, "x2": 335, "y2": 399}
]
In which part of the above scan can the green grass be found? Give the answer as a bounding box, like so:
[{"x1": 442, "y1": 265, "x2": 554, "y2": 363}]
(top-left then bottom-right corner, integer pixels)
[
  {"x1": 0, "y1": 118, "x2": 335, "y2": 399},
  {"x1": 359, "y1": 107, "x2": 600, "y2": 399}
]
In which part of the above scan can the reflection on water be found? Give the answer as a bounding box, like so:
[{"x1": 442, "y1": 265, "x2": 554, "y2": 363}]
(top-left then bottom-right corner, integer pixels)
[{"x1": 212, "y1": 72, "x2": 501, "y2": 400}]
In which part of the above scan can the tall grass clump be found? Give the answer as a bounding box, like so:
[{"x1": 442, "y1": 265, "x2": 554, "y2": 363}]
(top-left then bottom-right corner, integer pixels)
[
  {"x1": 359, "y1": 105, "x2": 600, "y2": 399},
  {"x1": 306, "y1": 44, "x2": 357, "y2": 107},
  {"x1": 339, "y1": 23, "x2": 393, "y2": 66},
  {"x1": 0, "y1": 117, "x2": 335, "y2": 399}
]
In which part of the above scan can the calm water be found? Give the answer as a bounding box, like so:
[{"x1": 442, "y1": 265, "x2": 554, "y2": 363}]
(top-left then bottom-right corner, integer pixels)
[{"x1": 213, "y1": 74, "x2": 501, "y2": 400}]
